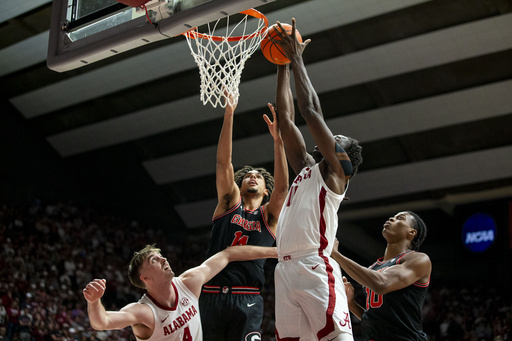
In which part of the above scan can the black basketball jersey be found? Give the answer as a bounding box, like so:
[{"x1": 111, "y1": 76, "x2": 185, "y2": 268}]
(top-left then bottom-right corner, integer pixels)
[
  {"x1": 361, "y1": 251, "x2": 429, "y2": 341},
  {"x1": 204, "y1": 197, "x2": 276, "y2": 288}
]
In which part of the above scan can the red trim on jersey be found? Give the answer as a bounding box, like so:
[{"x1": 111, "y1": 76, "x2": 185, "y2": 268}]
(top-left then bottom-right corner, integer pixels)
[
  {"x1": 413, "y1": 277, "x2": 430, "y2": 288},
  {"x1": 259, "y1": 205, "x2": 276, "y2": 239},
  {"x1": 316, "y1": 187, "x2": 337, "y2": 339},
  {"x1": 371, "y1": 251, "x2": 410, "y2": 268},
  {"x1": 212, "y1": 196, "x2": 242, "y2": 221},
  {"x1": 201, "y1": 285, "x2": 260, "y2": 294},
  {"x1": 275, "y1": 328, "x2": 300, "y2": 341},
  {"x1": 396, "y1": 251, "x2": 411, "y2": 264},
  {"x1": 146, "y1": 281, "x2": 179, "y2": 311}
]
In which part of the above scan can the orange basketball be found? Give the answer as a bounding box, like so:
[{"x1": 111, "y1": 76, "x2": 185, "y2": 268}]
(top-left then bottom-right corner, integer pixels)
[{"x1": 260, "y1": 23, "x2": 302, "y2": 65}]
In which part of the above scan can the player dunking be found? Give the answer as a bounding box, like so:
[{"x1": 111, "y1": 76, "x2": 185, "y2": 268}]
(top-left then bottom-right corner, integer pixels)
[
  {"x1": 331, "y1": 211, "x2": 431, "y2": 341},
  {"x1": 271, "y1": 19, "x2": 363, "y2": 341},
  {"x1": 83, "y1": 244, "x2": 277, "y2": 341},
  {"x1": 199, "y1": 93, "x2": 288, "y2": 340}
]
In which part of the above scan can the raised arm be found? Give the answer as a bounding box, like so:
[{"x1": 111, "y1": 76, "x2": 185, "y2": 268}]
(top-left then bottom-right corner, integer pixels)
[
  {"x1": 214, "y1": 93, "x2": 241, "y2": 217},
  {"x1": 83, "y1": 279, "x2": 151, "y2": 332},
  {"x1": 331, "y1": 240, "x2": 431, "y2": 296},
  {"x1": 275, "y1": 65, "x2": 314, "y2": 174},
  {"x1": 180, "y1": 245, "x2": 277, "y2": 298},
  {"x1": 275, "y1": 19, "x2": 349, "y2": 191},
  {"x1": 262, "y1": 104, "x2": 289, "y2": 233}
]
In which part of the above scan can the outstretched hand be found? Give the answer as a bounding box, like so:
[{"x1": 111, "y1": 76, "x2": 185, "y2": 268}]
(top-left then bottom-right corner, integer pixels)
[
  {"x1": 83, "y1": 279, "x2": 106, "y2": 304},
  {"x1": 332, "y1": 238, "x2": 341, "y2": 258},
  {"x1": 272, "y1": 18, "x2": 311, "y2": 61},
  {"x1": 264, "y1": 103, "x2": 281, "y2": 141},
  {"x1": 224, "y1": 91, "x2": 238, "y2": 113},
  {"x1": 333, "y1": 240, "x2": 355, "y2": 305},
  {"x1": 343, "y1": 276, "x2": 355, "y2": 303}
]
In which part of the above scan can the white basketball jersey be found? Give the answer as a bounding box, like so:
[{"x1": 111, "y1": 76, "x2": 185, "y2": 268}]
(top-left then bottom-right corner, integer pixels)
[
  {"x1": 276, "y1": 163, "x2": 346, "y2": 257},
  {"x1": 137, "y1": 278, "x2": 202, "y2": 341}
]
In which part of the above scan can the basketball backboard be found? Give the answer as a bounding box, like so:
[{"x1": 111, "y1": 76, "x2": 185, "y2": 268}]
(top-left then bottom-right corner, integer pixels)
[{"x1": 47, "y1": 0, "x2": 275, "y2": 72}]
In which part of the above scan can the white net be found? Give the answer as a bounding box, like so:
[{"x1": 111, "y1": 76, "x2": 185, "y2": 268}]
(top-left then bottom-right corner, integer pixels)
[{"x1": 184, "y1": 9, "x2": 268, "y2": 108}]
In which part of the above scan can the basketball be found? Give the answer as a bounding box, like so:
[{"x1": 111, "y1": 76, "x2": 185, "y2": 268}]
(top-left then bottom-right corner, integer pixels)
[{"x1": 260, "y1": 23, "x2": 302, "y2": 65}]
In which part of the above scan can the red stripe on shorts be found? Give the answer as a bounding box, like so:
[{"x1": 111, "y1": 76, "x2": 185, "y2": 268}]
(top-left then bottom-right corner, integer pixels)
[
  {"x1": 275, "y1": 328, "x2": 300, "y2": 341},
  {"x1": 316, "y1": 187, "x2": 337, "y2": 339}
]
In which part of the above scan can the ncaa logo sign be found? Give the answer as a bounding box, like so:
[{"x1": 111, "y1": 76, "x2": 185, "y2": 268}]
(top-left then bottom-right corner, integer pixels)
[{"x1": 462, "y1": 213, "x2": 497, "y2": 253}]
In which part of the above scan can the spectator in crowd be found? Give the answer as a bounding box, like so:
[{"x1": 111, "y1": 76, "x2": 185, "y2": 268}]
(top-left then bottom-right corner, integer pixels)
[
  {"x1": 0, "y1": 200, "x2": 511, "y2": 341},
  {"x1": 17, "y1": 308, "x2": 32, "y2": 341}
]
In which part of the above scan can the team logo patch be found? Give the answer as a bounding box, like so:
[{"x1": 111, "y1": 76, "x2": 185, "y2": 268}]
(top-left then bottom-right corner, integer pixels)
[
  {"x1": 222, "y1": 286, "x2": 229, "y2": 294},
  {"x1": 245, "y1": 332, "x2": 261, "y2": 341},
  {"x1": 181, "y1": 298, "x2": 189, "y2": 306}
]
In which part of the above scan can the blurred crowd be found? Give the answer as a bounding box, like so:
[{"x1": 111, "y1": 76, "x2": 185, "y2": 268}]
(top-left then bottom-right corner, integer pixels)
[{"x1": 0, "y1": 200, "x2": 510, "y2": 341}]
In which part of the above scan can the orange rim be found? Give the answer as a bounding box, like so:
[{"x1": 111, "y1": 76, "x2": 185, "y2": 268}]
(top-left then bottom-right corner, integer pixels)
[{"x1": 182, "y1": 8, "x2": 268, "y2": 41}]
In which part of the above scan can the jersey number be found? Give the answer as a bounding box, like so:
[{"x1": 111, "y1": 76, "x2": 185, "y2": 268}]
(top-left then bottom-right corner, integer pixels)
[
  {"x1": 231, "y1": 231, "x2": 249, "y2": 246},
  {"x1": 365, "y1": 287, "x2": 383, "y2": 309},
  {"x1": 182, "y1": 326, "x2": 192, "y2": 340}
]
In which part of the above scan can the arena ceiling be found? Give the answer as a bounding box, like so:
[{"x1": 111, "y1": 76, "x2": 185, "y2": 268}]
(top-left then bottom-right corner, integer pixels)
[{"x1": 1, "y1": 0, "x2": 512, "y2": 268}]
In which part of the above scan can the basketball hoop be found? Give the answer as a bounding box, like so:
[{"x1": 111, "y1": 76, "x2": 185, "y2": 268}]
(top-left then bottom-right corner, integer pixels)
[{"x1": 183, "y1": 9, "x2": 268, "y2": 108}]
